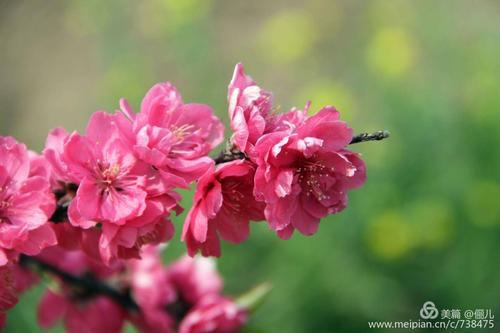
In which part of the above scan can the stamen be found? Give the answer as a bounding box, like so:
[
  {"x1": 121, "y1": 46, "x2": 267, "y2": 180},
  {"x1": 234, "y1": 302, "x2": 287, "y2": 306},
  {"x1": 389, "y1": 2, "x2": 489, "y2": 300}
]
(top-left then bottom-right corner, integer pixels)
[{"x1": 171, "y1": 124, "x2": 195, "y2": 140}]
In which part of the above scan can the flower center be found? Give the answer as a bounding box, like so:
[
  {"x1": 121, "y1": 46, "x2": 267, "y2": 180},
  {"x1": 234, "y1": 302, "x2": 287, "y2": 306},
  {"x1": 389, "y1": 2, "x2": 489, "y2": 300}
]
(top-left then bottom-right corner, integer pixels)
[
  {"x1": 0, "y1": 200, "x2": 10, "y2": 223},
  {"x1": 96, "y1": 162, "x2": 122, "y2": 190},
  {"x1": 221, "y1": 180, "x2": 247, "y2": 213},
  {"x1": 171, "y1": 124, "x2": 195, "y2": 140},
  {"x1": 297, "y1": 160, "x2": 334, "y2": 201},
  {"x1": 102, "y1": 164, "x2": 120, "y2": 181},
  {"x1": 0, "y1": 200, "x2": 10, "y2": 209},
  {"x1": 135, "y1": 228, "x2": 160, "y2": 247}
]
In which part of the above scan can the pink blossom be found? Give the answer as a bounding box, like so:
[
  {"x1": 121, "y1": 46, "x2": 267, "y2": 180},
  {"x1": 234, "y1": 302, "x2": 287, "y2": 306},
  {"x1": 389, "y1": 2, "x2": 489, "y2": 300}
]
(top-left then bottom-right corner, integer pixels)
[
  {"x1": 41, "y1": 82, "x2": 222, "y2": 264},
  {"x1": 54, "y1": 111, "x2": 182, "y2": 264},
  {"x1": 166, "y1": 256, "x2": 222, "y2": 304},
  {"x1": 0, "y1": 136, "x2": 56, "y2": 265},
  {"x1": 182, "y1": 160, "x2": 265, "y2": 257},
  {"x1": 179, "y1": 295, "x2": 247, "y2": 333},
  {"x1": 133, "y1": 253, "x2": 248, "y2": 332},
  {"x1": 265, "y1": 104, "x2": 308, "y2": 134},
  {"x1": 228, "y1": 63, "x2": 272, "y2": 154},
  {"x1": 122, "y1": 82, "x2": 224, "y2": 185},
  {"x1": 61, "y1": 203, "x2": 177, "y2": 265},
  {"x1": 228, "y1": 64, "x2": 313, "y2": 157},
  {"x1": 62, "y1": 111, "x2": 148, "y2": 226},
  {"x1": 128, "y1": 246, "x2": 175, "y2": 333},
  {"x1": 99, "y1": 211, "x2": 176, "y2": 264},
  {"x1": 100, "y1": 190, "x2": 180, "y2": 263},
  {"x1": 129, "y1": 251, "x2": 225, "y2": 333},
  {"x1": 253, "y1": 107, "x2": 366, "y2": 239}
]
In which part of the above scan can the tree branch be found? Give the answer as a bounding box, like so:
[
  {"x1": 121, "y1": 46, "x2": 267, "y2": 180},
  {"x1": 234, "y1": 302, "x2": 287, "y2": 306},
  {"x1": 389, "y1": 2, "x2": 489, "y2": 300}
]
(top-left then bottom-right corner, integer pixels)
[
  {"x1": 23, "y1": 129, "x2": 389, "y2": 312},
  {"x1": 214, "y1": 130, "x2": 390, "y2": 164},
  {"x1": 213, "y1": 149, "x2": 246, "y2": 165},
  {"x1": 19, "y1": 254, "x2": 140, "y2": 312},
  {"x1": 349, "y1": 130, "x2": 390, "y2": 144}
]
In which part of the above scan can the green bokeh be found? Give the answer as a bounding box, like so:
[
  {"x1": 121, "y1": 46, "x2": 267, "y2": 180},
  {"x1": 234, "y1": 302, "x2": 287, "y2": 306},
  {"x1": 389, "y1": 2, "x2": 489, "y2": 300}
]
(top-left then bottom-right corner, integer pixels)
[{"x1": 1, "y1": 1, "x2": 499, "y2": 332}]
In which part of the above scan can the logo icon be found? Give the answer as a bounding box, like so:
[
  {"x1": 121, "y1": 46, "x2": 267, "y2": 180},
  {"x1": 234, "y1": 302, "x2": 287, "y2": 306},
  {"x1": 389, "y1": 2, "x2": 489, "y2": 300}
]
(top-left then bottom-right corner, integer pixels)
[{"x1": 420, "y1": 301, "x2": 439, "y2": 319}]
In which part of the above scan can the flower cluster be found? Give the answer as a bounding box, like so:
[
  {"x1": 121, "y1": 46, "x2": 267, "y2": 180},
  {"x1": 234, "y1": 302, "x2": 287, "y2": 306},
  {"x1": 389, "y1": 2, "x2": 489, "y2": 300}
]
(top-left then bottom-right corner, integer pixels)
[
  {"x1": 129, "y1": 246, "x2": 246, "y2": 333},
  {"x1": 0, "y1": 63, "x2": 374, "y2": 332},
  {"x1": 36, "y1": 245, "x2": 246, "y2": 333},
  {"x1": 43, "y1": 83, "x2": 223, "y2": 264},
  {"x1": 183, "y1": 64, "x2": 366, "y2": 255}
]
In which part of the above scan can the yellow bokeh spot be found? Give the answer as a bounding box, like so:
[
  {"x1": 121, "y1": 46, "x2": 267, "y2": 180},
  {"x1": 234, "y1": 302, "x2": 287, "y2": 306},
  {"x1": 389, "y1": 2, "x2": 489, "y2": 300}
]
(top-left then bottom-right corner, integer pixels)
[
  {"x1": 366, "y1": 27, "x2": 416, "y2": 79},
  {"x1": 466, "y1": 181, "x2": 500, "y2": 227},
  {"x1": 296, "y1": 80, "x2": 356, "y2": 121},
  {"x1": 258, "y1": 10, "x2": 317, "y2": 64},
  {"x1": 366, "y1": 211, "x2": 414, "y2": 260}
]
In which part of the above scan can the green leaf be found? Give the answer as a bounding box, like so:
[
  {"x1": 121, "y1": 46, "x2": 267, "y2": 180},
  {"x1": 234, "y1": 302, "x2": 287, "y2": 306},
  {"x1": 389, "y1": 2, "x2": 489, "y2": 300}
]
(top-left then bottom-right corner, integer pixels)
[{"x1": 235, "y1": 282, "x2": 272, "y2": 313}]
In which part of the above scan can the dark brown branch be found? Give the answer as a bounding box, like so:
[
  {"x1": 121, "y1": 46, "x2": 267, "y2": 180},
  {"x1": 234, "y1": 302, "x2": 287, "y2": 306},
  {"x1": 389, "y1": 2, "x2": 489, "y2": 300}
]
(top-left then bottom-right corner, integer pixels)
[
  {"x1": 19, "y1": 254, "x2": 140, "y2": 312},
  {"x1": 213, "y1": 130, "x2": 390, "y2": 164},
  {"x1": 213, "y1": 149, "x2": 246, "y2": 164},
  {"x1": 349, "y1": 130, "x2": 390, "y2": 144}
]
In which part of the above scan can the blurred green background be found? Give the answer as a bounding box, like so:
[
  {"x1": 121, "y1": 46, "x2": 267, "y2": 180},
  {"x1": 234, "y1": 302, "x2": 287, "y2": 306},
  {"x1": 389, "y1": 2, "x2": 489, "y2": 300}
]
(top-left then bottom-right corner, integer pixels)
[{"x1": 2, "y1": 0, "x2": 500, "y2": 332}]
